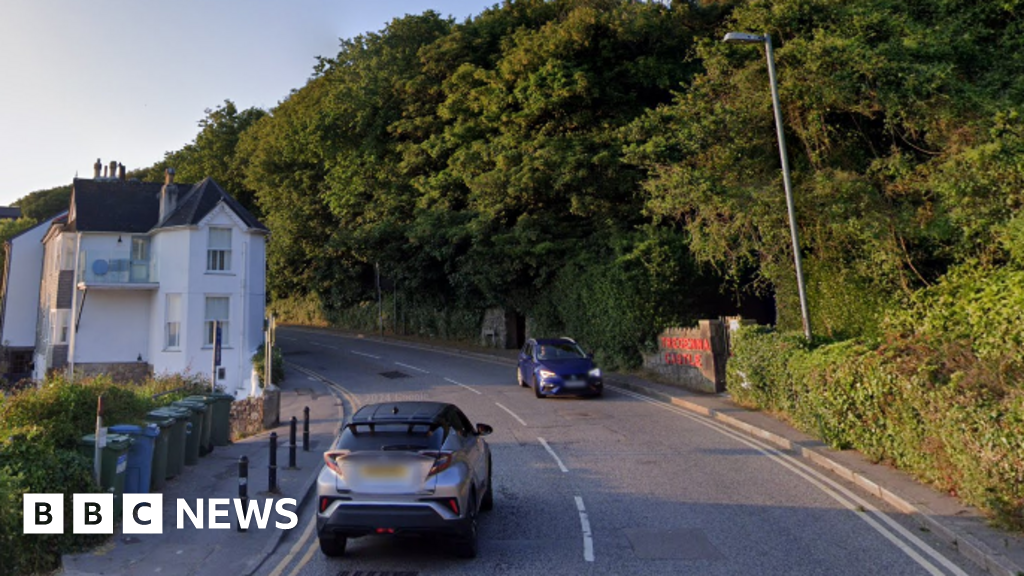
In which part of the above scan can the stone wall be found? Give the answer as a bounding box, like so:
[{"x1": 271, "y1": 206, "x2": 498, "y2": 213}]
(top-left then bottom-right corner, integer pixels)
[
  {"x1": 641, "y1": 320, "x2": 729, "y2": 394},
  {"x1": 75, "y1": 361, "x2": 151, "y2": 383},
  {"x1": 480, "y1": 308, "x2": 523, "y2": 349},
  {"x1": 229, "y1": 386, "x2": 280, "y2": 441}
]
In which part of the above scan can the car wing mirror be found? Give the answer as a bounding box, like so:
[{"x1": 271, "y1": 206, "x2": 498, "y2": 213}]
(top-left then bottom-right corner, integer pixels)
[{"x1": 476, "y1": 423, "x2": 493, "y2": 436}]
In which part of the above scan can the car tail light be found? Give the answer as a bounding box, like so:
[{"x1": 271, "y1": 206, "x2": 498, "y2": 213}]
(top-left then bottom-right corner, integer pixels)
[
  {"x1": 323, "y1": 450, "x2": 348, "y2": 477},
  {"x1": 419, "y1": 450, "x2": 454, "y2": 476}
]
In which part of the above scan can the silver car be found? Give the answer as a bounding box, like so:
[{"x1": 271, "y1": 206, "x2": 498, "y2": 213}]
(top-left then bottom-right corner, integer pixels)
[{"x1": 316, "y1": 401, "x2": 494, "y2": 558}]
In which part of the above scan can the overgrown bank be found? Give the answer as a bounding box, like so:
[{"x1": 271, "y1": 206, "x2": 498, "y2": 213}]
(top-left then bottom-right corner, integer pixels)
[{"x1": 727, "y1": 266, "x2": 1024, "y2": 531}]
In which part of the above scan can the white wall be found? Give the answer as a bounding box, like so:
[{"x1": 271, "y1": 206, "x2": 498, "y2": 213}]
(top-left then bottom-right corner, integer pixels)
[
  {"x1": 75, "y1": 290, "x2": 151, "y2": 362},
  {"x1": 2, "y1": 220, "x2": 50, "y2": 347}
]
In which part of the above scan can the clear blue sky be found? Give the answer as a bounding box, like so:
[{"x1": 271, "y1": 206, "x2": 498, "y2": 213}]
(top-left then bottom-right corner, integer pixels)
[{"x1": 0, "y1": 0, "x2": 497, "y2": 207}]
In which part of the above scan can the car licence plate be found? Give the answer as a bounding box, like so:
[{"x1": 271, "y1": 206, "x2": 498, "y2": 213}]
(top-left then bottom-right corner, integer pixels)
[{"x1": 360, "y1": 464, "x2": 408, "y2": 479}]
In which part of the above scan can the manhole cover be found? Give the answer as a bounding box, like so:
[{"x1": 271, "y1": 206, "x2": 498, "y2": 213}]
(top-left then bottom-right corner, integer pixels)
[
  {"x1": 625, "y1": 528, "x2": 723, "y2": 560},
  {"x1": 379, "y1": 371, "x2": 409, "y2": 379}
]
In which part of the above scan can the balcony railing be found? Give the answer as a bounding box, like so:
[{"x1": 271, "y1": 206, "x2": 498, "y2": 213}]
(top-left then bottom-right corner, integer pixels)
[{"x1": 78, "y1": 250, "x2": 158, "y2": 285}]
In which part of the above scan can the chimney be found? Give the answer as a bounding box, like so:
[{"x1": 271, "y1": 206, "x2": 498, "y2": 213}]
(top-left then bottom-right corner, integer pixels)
[
  {"x1": 159, "y1": 168, "x2": 178, "y2": 223},
  {"x1": 118, "y1": 163, "x2": 126, "y2": 181},
  {"x1": 103, "y1": 165, "x2": 108, "y2": 178},
  {"x1": 93, "y1": 158, "x2": 102, "y2": 179},
  {"x1": 109, "y1": 161, "x2": 117, "y2": 179}
]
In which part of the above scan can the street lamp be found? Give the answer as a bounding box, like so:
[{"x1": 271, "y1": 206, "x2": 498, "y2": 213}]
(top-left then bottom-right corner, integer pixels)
[{"x1": 723, "y1": 32, "x2": 812, "y2": 341}]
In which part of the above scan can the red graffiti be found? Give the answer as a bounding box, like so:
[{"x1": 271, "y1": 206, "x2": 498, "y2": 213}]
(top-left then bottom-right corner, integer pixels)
[
  {"x1": 660, "y1": 337, "x2": 711, "y2": 352},
  {"x1": 663, "y1": 352, "x2": 703, "y2": 368}
]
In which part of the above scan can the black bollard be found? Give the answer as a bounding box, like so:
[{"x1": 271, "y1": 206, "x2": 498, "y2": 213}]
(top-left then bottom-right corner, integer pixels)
[
  {"x1": 269, "y1": 432, "x2": 278, "y2": 493},
  {"x1": 237, "y1": 456, "x2": 249, "y2": 532},
  {"x1": 289, "y1": 416, "x2": 297, "y2": 468},
  {"x1": 303, "y1": 406, "x2": 310, "y2": 452}
]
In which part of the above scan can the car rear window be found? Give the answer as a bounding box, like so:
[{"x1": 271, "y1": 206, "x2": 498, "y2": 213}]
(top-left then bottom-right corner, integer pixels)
[{"x1": 337, "y1": 423, "x2": 444, "y2": 452}]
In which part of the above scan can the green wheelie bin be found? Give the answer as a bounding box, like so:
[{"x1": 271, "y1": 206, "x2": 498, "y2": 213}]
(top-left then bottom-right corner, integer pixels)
[
  {"x1": 78, "y1": 433, "x2": 133, "y2": 518},
  {"x1": 146, "y1": 407, "x2": 189, "y2": 479},
  {"x1": 208, "y1": 392, "x2": 235, "y2": 446},
  {"x1": 184, "y1": 395, "x2": 216, "y2": 454},
  {"x1": 143, "y1": 415, "x2": 174, "y2": 490},
  {"x1": 172, "y1": 400, "x2": 206, "y2": 465}
]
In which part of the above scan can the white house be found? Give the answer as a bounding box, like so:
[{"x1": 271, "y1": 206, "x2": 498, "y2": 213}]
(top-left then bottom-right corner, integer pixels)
[
  {"x1": 1, "y1": 211, "x2": 67, "y2": 383},
  {"x1": 2, "y1": 162, "x2": 268, "y2": 397}
]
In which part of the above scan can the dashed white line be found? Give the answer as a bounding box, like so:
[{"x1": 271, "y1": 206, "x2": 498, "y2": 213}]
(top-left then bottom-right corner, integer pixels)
[
  {"x1": 444, "y1": 377, "x2": 482, "y2": 395},
  {"x1": 537, "y1": 437, "x2": 569, "y2": 473},
  {"x1": 395, "y1": 361, "x2": 429, "y2": 374},
  {"x1": 278, "y1": 336, "x2": 297, "y2": 342},
  {"x1": 350, "y1": 350, "x2": 382, "y2": 359},
  {"x1": 494, "y1": 402, "x2": 527, "y2": 426},
  {"x1": 574, "y1": 496, "x2": 594, "y2": 562}
]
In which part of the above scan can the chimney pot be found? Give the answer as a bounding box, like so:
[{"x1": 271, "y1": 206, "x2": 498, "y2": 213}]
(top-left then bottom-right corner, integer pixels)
[
  {"x1": 103, "y1": 166, "x2": 108, "y2": 178},
  {"x1": 93, "y1": 158, "x2": 102, "y2": 179},
  {"x1": 165, "y1": 168, "x2": 176, "y2": 185},
  {"x1": 109, "y1": 161, "x2": 117, "y2": 179},
  {"x1": 118, "y1": 163, "x2": 126, "y2": 181}
]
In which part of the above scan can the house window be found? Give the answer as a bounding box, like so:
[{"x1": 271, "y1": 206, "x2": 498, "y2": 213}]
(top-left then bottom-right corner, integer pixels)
[
  {"x1": 207, "y1": 228, "x2": 231, "y2": 271},
  {"x1": 51, "y1": 310, "x2": 70, "y2": 344},
  {"x1": 165, "y1": 294, "x2": 181, "y2": 350},
  {"x1": 204, "y1": 296, "x2": 230, "y2": 347}
]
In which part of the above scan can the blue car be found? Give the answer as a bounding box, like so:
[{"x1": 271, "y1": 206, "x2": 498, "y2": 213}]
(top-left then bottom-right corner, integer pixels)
[{"x1": 517, "y1": 338, "x2": 603, "y2": 398}]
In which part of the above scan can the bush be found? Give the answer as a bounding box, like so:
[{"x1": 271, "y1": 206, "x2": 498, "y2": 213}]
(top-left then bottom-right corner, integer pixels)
[
  {"x1": 727, "y1": 325, "x2": 1024, "y2": 530},
  {"x1": 0, "y1": 372, "x2": 210, "y2": 574},
  {"x1": 253, "y1": 344, "x2": 285, "y2": 387}
]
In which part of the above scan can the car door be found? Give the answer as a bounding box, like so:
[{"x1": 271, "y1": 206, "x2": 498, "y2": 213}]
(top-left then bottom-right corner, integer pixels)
[
  {"x1": 449, "y1": 407, "x2": 486, "y2": 500},
  {"x1": 519, "y1": 341, "x2": 534, "y2": 384}
]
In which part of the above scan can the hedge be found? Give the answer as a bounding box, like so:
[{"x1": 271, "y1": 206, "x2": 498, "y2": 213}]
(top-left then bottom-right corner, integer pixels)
[{"x1": 0, "y1": 373, "x2": 210, "y2": 575}]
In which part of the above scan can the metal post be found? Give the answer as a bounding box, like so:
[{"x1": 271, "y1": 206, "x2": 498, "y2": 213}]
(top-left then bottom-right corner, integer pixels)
[
  {"x1": 237, "y1": 456, "x2": 248, "y2": 532},
  {"x1": 289, "y1": 416, "x2": 297, "y2": 468},
  {"x1": 211, "y1": 320, "x2": 218, "y2": 392},
  {"x1": 303, "y1": 407, "x2": 310, "y2": 452},
  {"x1": 268, "y1": 432, "x2": 278, "y2": 493},
  {"x1": 94, "y1": 395, "x2": 104, "y2": 484},
  {"x1": 764, "y1": 34, "x2": 812, "y2": 341}
]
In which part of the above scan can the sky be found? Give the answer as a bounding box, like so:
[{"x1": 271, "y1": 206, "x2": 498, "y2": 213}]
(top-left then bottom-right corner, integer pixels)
[{"x1": 0, "y1": 0, "x2": 498, "y2": 207}]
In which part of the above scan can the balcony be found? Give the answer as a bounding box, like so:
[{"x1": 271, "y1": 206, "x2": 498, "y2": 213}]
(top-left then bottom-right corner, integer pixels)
[{"x1": 77, "y1": 250, "x2": 158, "y2": 289}]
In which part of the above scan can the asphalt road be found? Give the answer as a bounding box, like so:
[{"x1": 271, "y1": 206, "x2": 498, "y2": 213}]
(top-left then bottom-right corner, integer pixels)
[{"x1": 256, "y1": 327, "x2": 983, "y2": 576}]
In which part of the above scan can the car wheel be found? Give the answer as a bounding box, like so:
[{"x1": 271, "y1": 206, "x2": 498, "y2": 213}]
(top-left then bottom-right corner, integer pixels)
[
  {"x1": 452, "y1": 495, "x2": 479, "y2": 558},
  {"x1": 319, "y1": 534, "x2": 347, "y2": 557},
  {"x1": 518, "y1": 368, "x2": 527, "y2": 387},
  {"x1": 533, "y1": 377, "x2": 544, "y2": 399},
  {"x1": 481, "y1": 456, "x2": 494, "y2": 512}
]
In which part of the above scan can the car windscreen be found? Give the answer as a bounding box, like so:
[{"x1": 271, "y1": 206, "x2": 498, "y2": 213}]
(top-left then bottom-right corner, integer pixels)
[
  {"x1": 337, "y1": 423, "x2": 444, "y2": 452},
  {"x1": 536, "y1": 342, "x2": 586, "y2": 360}
]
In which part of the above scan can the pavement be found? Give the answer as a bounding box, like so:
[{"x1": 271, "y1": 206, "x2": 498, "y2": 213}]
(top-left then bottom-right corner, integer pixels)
[
  {"x1": 297, "y1": 327, "x2": 1024, "y2": 576},
  {"x1": 60, "y1": 366, "x2": 345, "y2": 576}
]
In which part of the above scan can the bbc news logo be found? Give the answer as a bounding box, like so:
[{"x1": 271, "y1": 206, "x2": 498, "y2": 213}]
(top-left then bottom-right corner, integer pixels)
[{"x1": 23, "y1": 494, "x2": 298, "y2": 534}]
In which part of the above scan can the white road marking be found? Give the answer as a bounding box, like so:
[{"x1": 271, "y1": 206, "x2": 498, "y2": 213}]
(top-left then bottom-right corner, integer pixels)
[
  {"x1": 538, "y1": 437, "x2": 569, "y2": 473},
  {"x1": 444, "y1": 377, "x2": 482, "y2": 395},
  {"x1": 279, "y1": 336, "x2": 297, "y2": 342},
  {"x1": 610, "y1": 386, "x2": 967, "y2": 576},
  {"x1": 494, "y1": 402, "x2": 527, "y2": 426},
  {"x1": 285, "y1": 327, "x2": 514, "y2": 367},
  {"x1": 575, "y1": 496, "x2": 595, "y2": 562},
  {"x1": 306, "y1": 377, "x2": 317, "y2": 381},
  {"x1": 350, "y1": 350, "x2": 382, "y2": 359},
  {"x1": 266, "y1": 516, "x2": 316, "y2": 576},
  {"x1": 395, "y1": 361, "x2": 429, "y2": 374}
]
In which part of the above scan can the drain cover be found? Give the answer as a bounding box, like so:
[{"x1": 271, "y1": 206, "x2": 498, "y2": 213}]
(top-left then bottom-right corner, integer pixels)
[{"x1": 379, "y1": 371, "x2": 409, "y2": 379}]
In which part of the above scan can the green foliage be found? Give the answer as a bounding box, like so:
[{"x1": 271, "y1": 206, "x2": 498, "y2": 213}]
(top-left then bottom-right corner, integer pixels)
[
  {"x1": 11, "y1": 185, "x2": 70, "y2": 221},
  {"x1": 728, "y1": 313, "x2": 1024, "y2": 530},
  {"x1": 0, "y1": 373, "x2": 209, "y2": 574},
  {"x1": 253, "y1": 344, "x2": 285, "y2": 387}
]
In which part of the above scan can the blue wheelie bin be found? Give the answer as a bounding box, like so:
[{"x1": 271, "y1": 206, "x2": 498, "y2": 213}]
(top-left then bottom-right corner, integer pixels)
[{"x1": 109, "y1": 424, "x2": 160, "y2": 494}]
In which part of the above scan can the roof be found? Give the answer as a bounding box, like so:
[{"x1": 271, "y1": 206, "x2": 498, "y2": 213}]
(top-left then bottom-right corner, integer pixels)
[
  {"x1": 156, "y1": 178, "x2": 266, "y2": 231},
  {"x1": 0, "y1": 207, "x2": 21, "y2": 220},
  {"x1": 351, "y1": 402, "x2": 450, "y2": 424},
  {"x1": 6, "y1": 211, "x2": 68, "y2": 244},
  {"x1": 66, "y1": 177, "x2": 266, "y2": 233}
]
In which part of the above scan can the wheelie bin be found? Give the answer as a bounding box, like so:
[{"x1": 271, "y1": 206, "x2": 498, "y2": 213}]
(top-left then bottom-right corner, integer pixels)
[
  {"x1": 184, "y1": 395, "x2": 216, "y2": 454},
  {"x1": 172, "y1": 400, "x2": 206, "y2": 465},
  {"x1": 78, "y1": 433, "x2": 132, "y2": 517},
  {"x1": 146, "y1": 407, "x2": 188, "y2": 479},
  {"x1": 108, "y1": 424, "x2": 159, "y2": 494},
  {"x1": 143, "y1": 415, "x2": 173, "y2": 490},
  {"x1": 207, "y1": 392, "x2": 235, "y2": 446}
]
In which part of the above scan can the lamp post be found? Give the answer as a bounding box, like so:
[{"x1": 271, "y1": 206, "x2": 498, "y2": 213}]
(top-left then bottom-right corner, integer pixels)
[{"x1": 723, "y1": 32, "x2": 812, "y2": 341}]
